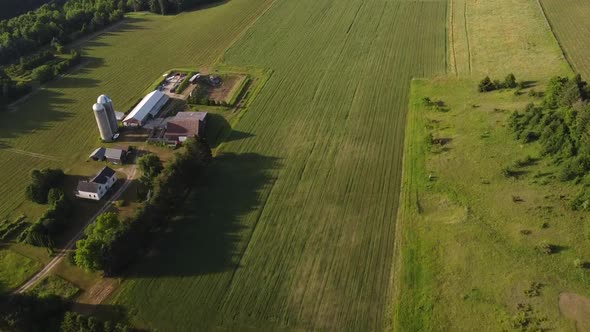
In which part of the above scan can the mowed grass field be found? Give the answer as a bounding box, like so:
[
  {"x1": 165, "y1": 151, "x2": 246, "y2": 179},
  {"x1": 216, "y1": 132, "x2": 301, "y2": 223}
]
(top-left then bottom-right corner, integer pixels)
[
  {"x1": 112, "y1": 0, "x2": 447, "y2": 330},
  {"x1": 0, "y1": 0, "x2": 274, "y2": 221},
  {"x1": 449, "y1": 0, "x2": 569, "y2": 79},
  {"x1": 540, "y1": 0, "x2": 590, "y2": 79}
]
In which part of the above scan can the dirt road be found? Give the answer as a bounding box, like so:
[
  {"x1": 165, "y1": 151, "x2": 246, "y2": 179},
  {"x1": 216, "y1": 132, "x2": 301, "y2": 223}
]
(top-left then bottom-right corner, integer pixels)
[{"x1": 15, "y1": 166, "x2": 137, "y2": 294}]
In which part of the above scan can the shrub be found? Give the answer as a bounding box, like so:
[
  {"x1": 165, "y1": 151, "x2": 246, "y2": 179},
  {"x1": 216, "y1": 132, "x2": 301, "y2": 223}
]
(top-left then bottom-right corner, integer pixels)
[
  {"x1": 524, "y1": 282, "x2": 542, "y2": 297},
  {"x1": 31, "y1": 65, "x2": 55, "y2": 83},
  {"x1": 114, "y1": 199, "x2": 126, "y2": 208},
  {"x1": 535, "y1": 242, "x2": 554, "y2": 255},
  {"x1": 25, "y1": 168, "x2": 65, "y2": 204},
  {"x1": 505, "y1": 73, "x2": 517, "y2": 88}
]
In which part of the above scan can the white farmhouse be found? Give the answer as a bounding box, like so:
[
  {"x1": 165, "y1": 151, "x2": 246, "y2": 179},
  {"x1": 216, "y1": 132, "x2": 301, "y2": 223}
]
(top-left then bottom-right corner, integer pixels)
[{"x1": 75, "y1": 167, "x2": 117, "y2": 200}]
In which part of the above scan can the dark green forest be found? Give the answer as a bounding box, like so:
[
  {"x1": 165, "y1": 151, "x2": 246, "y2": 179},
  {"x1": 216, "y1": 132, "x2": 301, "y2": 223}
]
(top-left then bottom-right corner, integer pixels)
[{"x1": 0, "y1": 0, "x2": 59, "y2": 20}]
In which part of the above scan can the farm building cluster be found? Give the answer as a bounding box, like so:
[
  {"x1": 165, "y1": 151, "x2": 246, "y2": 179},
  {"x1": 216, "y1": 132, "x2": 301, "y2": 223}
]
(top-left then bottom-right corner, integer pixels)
[{"x1": 82, "y1": 71, "x2": 217, "y2": 201}]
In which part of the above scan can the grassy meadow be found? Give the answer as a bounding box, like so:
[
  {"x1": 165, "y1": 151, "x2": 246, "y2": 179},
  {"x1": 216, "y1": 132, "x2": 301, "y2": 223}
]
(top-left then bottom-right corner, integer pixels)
[
  {"x1": 112, "y1": 0, "x2": 447, "y2": 330},
  {"x1": 394, "y1": 78, "x2": 590, "y2": 330}
]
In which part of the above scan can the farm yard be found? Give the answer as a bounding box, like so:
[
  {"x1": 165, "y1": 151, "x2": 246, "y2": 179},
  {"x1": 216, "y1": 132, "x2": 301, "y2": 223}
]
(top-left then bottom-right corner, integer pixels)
[{"x1": 112, "y1": 0, "x2": 447, "y2": 330}]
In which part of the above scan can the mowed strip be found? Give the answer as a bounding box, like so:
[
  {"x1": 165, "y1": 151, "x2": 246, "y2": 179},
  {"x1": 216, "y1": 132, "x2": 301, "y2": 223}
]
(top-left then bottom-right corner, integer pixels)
[
  {"x1": 450, "y1": 0, "x2": 569, "y2": 79},
  {"x1": 113, "y1": 0, "x2": 446, "y2": 330},
  {"x1": 0, "y1": 0, "x2": 275, "y2": 220}
]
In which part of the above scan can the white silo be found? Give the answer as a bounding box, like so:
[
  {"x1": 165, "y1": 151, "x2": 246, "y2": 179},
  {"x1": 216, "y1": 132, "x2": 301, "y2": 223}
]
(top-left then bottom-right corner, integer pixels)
[
  {"x1": 93, "y1": 103, "x2": 114, "y2": 141},
  {"x1": 97, "y1": 95, "x2": 118, "y2": 134}
]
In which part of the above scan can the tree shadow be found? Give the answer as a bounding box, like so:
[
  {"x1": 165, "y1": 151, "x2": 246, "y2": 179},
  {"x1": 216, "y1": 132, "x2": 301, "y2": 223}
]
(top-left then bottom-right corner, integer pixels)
[
  {"x1": 0, "y1": 89, "x2": 74, "y2": 141},
  {"x1": 181, "y1": 0, "x2": 230, "y2": 13},
  {"x1": 123, "y1": 152, "x2": 281, "y2": 278}
]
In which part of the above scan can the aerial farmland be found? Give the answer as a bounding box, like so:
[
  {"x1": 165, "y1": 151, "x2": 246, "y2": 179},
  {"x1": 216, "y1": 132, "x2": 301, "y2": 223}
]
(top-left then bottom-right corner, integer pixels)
[{"x1": 1, "y1": 0, "x2": 590, "y2": 330}]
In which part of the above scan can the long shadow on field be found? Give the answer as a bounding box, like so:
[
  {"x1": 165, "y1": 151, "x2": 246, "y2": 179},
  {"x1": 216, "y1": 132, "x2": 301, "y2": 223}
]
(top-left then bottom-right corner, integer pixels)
[
  {"x1": 181, "y1": 0, "x2": 230, "y2": 13},
  {"x1": 124, "y1": 152, "x2": 280, "y2": 277},
  {"x1": 206, "y1": 113, "x2": 254, "y2": 148},
  {"x1": 0, "y1": 90, "x2": 74, "y2": 141}
]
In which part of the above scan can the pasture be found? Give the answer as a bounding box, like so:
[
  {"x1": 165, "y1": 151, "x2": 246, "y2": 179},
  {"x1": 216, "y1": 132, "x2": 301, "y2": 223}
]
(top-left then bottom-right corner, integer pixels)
[
  {"x1": 540, "y1": 0, "x2": 590, "y2": 79},
  {"x1": 395, "y1": 77, "x2": 590, "y2": 330},
  {"x1": 112, "y1": 0, "x2": 446, "y2": 330}
]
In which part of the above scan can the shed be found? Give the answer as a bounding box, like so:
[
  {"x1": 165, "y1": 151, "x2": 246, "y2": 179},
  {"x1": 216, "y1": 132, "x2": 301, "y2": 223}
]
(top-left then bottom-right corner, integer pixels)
[{"x1": 104, "y1": 148, "x2": 126, "y2": 164}]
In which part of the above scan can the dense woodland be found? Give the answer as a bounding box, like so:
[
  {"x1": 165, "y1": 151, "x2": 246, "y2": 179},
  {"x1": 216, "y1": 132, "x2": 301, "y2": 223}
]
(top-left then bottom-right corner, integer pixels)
[
  {"x1": 0, "y1": 0, "x2": 57, "y2": 20},
  {"x1": 509, "y1": 75, "x2": 590, "y2": 209}
]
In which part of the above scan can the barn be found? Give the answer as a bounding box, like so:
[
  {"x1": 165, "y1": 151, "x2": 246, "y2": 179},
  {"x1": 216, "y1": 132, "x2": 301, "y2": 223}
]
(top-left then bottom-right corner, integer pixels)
[
  {"x1": 122, "y1": 90, "x2": 169, "y2": 127},
  {"x1": 165, "y1": 112, "x2": 207, "y2": 143}
]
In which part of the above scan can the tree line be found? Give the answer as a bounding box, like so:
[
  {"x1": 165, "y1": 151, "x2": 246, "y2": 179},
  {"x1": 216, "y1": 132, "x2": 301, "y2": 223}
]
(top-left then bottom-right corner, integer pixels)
[
  {"x1": 509, "y1": 74, "x2": 590, "y2": 209},
  {"x1": 0, "y1": 0, "x2": 59, "y2": 20},
  {"x1": 0, "y1": 0, "x2": 218, "y2": 66},
  {"x1": 75, "y1": 138, "x2": 212, "y2": 274},
  {"x1": 0, "y1": 293, "x2": 132, "y2": 332},
  {"x1": 18, "y1": 168, "x2": 73, "y2": 248}
]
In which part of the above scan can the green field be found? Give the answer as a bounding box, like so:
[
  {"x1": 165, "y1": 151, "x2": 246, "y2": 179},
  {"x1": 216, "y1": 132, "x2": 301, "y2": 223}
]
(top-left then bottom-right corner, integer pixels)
[
  {"x1": 540, "y1": 0, "x2": 590, "y2": 79},
  {"x1": 111, "y1": 0, "x2": 447, "y2": 330},
  {"x1": 0, "y1": 249, "x2": 42, "y2": 293},
  {"x1": 449, "y1": 0, "x2": 569, "y2": 79}
]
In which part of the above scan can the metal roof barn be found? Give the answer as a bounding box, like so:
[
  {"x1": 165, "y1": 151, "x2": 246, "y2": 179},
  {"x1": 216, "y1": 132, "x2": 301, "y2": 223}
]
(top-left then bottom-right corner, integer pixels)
[{"x1": 123, "y1": 90, "x2": 169, "y2": 126}]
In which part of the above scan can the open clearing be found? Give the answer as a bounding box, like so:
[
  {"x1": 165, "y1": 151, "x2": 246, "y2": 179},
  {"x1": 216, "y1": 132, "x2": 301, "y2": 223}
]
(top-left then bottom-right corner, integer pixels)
[{"x1": 112, "y1": 0, "x2": 446, "y2": 330}]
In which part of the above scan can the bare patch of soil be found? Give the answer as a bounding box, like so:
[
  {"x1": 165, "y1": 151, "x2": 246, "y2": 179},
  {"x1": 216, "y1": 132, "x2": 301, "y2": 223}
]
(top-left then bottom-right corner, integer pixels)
[{"x1": 559, "y1": 292, "x2": 590, "y2": 331}]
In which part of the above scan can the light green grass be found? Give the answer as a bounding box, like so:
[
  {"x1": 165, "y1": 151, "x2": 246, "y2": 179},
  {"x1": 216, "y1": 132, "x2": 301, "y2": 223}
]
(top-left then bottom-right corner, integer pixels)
[
  {"x1": 540, "y1": 0, "x2": 590, "y2": 79},
  {"x1": 393, "y1": 77, "x2": 589, "y2": 330},
  {"x1": 0, "y1": 249, "x2": 42, "y2": 293},
  {"x1": 449, "y1": 0, "x2": 571, "y2": 79},
  {"x1": 28, "y1": 274, "x2": 80, "y2": 299},
  {"x1": 112, "y1": 0, "x2": 447, "y2": 330},
  {"x1": 0, "y1": 0, "x2": 274, "y2": 222}
]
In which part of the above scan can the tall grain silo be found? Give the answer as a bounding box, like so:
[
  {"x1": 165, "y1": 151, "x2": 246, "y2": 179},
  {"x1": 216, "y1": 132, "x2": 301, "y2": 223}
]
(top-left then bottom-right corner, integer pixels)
[
  {"x1": 93, "y1": 103, "x2": 113, "y2": 141},
  {"x1": 97, "y1": 95, "x2": 118, "y2": 134}
]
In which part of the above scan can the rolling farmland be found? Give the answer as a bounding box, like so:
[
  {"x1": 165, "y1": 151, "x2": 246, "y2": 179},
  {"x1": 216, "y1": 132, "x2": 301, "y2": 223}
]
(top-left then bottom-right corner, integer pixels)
[
  {"x1": 113, "y1": 0, "x2": 446, "y2": 330},
  {"x1": 0, "y1": 0, "x2": 274, "y2": 221},
  {"x1": 540, "y1": 0, "x2": 590, "y2": 79}
]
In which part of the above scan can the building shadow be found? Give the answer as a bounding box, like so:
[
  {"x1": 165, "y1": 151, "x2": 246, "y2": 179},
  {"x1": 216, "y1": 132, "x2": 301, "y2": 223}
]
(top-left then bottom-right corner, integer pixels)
[
  {"x1": 206, "y1": 113, "x2": 254, "y2": 148},
  {"x1": 122, "y1": 152, "x2": 280, "y2": 278}
]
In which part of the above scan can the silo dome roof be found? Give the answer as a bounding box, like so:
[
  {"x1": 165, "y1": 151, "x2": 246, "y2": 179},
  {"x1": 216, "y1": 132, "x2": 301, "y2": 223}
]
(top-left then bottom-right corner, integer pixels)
[
  {"x1": 92, "y1": 103, "x2": 105, "y2": 111},
  {"x1": 97, "y1": 95, "x2": 111, "y2": 104}
]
